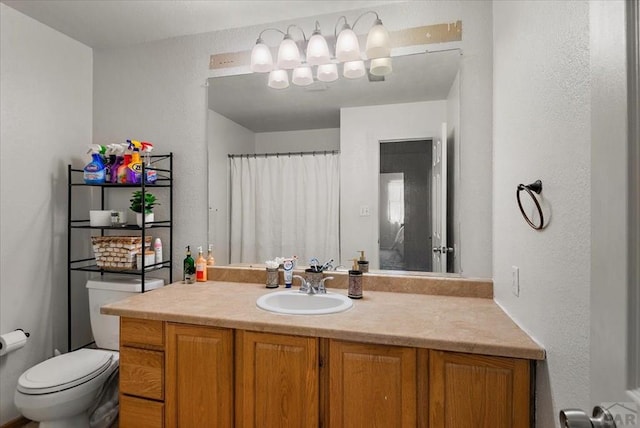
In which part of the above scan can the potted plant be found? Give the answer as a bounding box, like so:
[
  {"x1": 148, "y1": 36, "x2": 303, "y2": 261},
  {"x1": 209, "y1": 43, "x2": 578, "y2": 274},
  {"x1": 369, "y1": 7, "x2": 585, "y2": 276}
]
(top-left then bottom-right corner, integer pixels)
[{"x1": 130, "y1": 190, "x2": 159, "y2": 227}]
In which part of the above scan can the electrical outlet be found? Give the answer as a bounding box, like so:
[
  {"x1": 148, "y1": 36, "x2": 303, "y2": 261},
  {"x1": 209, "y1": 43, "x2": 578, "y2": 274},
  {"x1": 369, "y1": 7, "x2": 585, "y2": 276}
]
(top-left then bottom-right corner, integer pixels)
[
  {"x1": 512, "y1": 266, "x2": 520, "y2": 297},
  {"x1": 359, "y1": 205, "x2": 371, "y2": 216}
]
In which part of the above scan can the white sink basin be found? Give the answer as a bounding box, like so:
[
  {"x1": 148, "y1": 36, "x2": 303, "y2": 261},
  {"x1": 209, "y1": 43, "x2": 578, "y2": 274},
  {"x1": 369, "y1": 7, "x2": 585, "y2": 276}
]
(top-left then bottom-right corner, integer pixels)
[{"x1": 256, "y1": 290, "x2": 353, "y2": 315}]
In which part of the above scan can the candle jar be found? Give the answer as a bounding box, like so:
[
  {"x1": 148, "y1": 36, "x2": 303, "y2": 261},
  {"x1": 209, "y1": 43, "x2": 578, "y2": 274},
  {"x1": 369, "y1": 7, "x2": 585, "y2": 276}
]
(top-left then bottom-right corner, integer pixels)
[{"x1": 266, "y1": 268, "x2": 279, "y2": 288}]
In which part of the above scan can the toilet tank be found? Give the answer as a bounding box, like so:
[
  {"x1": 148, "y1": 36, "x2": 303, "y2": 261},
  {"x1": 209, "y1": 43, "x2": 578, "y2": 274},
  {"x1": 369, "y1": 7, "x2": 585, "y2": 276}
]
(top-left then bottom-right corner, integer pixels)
[{"x1": 86, "y1": 277, "x2": 164, "y2": 350}]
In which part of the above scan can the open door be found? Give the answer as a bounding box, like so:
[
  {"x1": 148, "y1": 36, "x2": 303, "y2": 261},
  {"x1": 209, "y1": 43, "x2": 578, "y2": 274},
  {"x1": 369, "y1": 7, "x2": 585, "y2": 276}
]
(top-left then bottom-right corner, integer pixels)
[{"x1": 431, "y1": 122, "x2": 449, "y2": 272}]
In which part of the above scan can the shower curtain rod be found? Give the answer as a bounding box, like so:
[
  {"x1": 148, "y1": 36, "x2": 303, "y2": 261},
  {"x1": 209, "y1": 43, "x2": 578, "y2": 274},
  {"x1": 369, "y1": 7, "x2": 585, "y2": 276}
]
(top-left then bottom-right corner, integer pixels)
[{"x1": 228, "y1": 150, "x2": 339, "y2": 159}]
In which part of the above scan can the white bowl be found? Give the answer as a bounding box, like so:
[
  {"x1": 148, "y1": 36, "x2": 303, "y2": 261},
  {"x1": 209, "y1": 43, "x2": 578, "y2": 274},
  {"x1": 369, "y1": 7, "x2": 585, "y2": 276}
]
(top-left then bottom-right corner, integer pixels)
[{"x1": 89, "y1": 210, "x2": 112, "y2": 227}]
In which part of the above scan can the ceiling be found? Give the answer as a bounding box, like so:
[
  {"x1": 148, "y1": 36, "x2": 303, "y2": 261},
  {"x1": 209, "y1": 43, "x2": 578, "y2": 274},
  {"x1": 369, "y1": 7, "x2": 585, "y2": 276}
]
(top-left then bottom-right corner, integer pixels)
[
  {"x1": 1, "y1": 0, "x2": 402, "y2": 49},
  {"x1": 208, "y1": 50, "x2": 461, "y2": 133}
]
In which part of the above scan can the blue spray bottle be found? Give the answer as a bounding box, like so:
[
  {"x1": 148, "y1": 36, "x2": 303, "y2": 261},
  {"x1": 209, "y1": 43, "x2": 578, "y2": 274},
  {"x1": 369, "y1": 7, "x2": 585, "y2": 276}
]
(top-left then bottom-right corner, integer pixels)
[{"x1": 83, "y1": 145, "x2": 106, "y2": 184}]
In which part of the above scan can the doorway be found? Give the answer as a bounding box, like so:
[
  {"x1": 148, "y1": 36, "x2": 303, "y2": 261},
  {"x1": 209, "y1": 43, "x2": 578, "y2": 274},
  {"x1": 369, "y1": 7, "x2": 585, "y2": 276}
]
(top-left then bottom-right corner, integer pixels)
[{"x1": 379, "y1": 140, "x2": 432, "y2": 271}]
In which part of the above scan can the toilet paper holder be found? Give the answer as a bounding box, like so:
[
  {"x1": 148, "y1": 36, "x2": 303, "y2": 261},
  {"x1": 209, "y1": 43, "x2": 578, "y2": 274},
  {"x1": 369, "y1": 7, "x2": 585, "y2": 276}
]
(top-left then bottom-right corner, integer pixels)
[{"x1": 0, "y1": 328, "x2": 30, "y2": 352}]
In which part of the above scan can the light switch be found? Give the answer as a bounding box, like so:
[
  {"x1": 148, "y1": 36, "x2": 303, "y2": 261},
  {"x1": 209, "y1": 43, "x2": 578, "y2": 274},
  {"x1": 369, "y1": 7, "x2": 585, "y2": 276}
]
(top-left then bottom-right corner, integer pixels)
[
  {"x1": 359, "y1": 205, "x2": 371, "y2": 216},
  {"x1": 512, "y1": 266, "x2": 520, "y2": 297}
]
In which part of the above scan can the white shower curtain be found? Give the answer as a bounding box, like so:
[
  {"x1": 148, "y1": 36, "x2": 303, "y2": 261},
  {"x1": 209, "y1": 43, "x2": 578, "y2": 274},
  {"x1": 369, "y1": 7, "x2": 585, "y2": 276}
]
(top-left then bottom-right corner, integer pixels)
[{"x1": 229, "y1": 152, "x2": 340, "y2": 265}]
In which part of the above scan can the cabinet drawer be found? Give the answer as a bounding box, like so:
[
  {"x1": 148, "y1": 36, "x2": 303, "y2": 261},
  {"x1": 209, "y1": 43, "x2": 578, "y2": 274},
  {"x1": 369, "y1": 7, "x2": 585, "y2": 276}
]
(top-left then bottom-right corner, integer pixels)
[
  {"x1": 120, "y1": 395, "x2": 164, "y2": 428},
  {"x1": 121, "y1": 318, "x2": 164, "y2": 349},
  {"x1": 120, "y1": 346, "x2": 164, "y2": 400}
]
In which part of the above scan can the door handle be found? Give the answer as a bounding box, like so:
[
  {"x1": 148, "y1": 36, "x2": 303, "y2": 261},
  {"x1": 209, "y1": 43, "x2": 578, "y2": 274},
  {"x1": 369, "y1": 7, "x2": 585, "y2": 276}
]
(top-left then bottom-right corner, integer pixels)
[
  {"x1": 432, "y1": 246, "x2": 453, "y2": 254},
  {"x1": 559, "y1": 406, "x2": 616, "y2": 428}
]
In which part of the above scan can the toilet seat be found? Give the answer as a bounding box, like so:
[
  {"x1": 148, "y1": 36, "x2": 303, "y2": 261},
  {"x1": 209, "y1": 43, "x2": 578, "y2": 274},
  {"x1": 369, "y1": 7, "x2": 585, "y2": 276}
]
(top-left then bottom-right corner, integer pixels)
[{"x1": 17, "y1": 349, "x2": 114, "y2": 395}]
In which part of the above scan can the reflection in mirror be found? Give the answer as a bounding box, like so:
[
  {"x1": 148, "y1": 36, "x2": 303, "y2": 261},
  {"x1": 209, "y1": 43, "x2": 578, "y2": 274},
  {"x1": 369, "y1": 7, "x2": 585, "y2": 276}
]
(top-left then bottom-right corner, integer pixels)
[{"x1": 207, "y1": 50, "x2": 461, "y2": 274}]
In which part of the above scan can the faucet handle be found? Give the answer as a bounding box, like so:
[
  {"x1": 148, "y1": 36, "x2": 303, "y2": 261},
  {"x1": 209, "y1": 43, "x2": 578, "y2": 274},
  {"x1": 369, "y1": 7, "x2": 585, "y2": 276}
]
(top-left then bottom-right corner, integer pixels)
[
  {"x1": 292, "y1": 275, "x2": 308, "y2": 293},
  {"x1": 318, "y1": 276, "x2": 334, "y2": 293}
]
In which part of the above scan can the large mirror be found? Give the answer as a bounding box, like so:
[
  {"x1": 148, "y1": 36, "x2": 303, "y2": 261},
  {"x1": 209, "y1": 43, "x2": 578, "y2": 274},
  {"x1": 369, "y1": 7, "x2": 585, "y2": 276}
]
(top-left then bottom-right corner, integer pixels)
[{"x1": 207, "y1": 50, "x2": 463, "y2": 275}]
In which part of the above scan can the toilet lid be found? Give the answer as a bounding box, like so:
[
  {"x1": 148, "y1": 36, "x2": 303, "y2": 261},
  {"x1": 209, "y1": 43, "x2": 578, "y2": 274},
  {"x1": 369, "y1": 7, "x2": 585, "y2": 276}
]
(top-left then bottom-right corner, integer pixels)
[{"x1": 17, "y1": 349, "x2": 114, "y2": 394}]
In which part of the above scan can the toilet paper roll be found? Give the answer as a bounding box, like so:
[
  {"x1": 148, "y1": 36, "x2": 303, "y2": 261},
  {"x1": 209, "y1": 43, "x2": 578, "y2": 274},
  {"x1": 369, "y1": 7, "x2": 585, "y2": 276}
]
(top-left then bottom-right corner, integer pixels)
[{"x1": 0, "y1": 330, "x2": 28, "y2": 356}]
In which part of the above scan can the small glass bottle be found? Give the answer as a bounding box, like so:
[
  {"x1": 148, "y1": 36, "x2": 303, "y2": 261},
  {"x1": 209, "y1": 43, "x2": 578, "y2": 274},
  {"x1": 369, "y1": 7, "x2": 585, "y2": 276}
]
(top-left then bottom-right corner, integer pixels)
[
  {"x1": 348, "y1": 259, "x2": 363, "y2": 299},
  {"x1": 183, "y1": 246, "x2": 195, "y2": 284},
  {"x1": 206, "y1": 244, "x2": 216, "y2": 267}
]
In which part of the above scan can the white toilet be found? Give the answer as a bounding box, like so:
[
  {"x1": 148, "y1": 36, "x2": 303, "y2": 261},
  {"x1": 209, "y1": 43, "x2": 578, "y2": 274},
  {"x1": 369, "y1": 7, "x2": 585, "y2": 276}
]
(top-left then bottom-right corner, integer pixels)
[{"x1": 15, "y1": 277, "x2": 164, "y2": 428}]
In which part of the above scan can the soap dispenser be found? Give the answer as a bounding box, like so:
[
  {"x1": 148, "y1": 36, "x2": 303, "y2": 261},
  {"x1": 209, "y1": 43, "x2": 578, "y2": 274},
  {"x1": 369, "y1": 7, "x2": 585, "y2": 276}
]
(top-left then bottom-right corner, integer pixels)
[
  {"x1": 357, "y1": 250, "x2": 369, "y2": 273},
  {"x1": 348, "y1": 258, "x2": 363, "y2": 299}
]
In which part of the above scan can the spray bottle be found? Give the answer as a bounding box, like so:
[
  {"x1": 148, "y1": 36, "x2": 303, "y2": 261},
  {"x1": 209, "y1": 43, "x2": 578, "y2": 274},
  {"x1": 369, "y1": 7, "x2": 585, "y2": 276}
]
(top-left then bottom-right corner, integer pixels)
[
  {"x1": 126, "y1": 139, "x2": 143, "y2": 184},
  {"x1": 83, "y1": 145, "x2": 106, "y2": 184},
  {"x1": 117, "y1": 145, "x2": 133, "y2": 184},
  {"x1": 109, "y1": 143, "x2": 126, "y2": 184},
  {"x1": 141, "y1": 141, "x2": 157, "y2": 184}
]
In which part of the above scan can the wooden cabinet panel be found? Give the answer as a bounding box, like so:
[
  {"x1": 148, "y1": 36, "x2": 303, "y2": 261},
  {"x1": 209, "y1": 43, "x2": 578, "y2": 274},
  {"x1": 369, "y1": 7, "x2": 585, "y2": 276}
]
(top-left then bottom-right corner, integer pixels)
[
  {"x1": 120, "y1": 346, "x2": 164, "y2": 400},
  {"x1": 429, "y1": 350, "x2": 531, "y2": 428},
  {"x1": 120, "y1": 394, "x2": 164, "y2": 428},
  {"x1": 328, "y1": 340, "x2": 417, "y2": 428},
  {"x1": 121, "y1": 317, "x2": 164, "y2": 349},
  {"x1": 165, "y1": 323, "x2": 234, "y2": 428},
  {"x1": 236, "y1": 330, "x2": 319, "y2": 428}
]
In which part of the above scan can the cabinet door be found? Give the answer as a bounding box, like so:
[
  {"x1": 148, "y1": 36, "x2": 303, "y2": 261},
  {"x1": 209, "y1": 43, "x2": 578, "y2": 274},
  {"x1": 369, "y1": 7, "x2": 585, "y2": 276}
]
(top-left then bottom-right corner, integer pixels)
[
  {"x1": 236, "y1": 330, "x2": 319, "y2": 428},
  {"x1": 429, "y1": 350, "x2": 532, "y2": 428},
  {"x1": 165, "y1": 323, "x2": 233, "y2": 428},
  {"x1": 328, "y1": 340, "x2": 417, "y2": 427}
]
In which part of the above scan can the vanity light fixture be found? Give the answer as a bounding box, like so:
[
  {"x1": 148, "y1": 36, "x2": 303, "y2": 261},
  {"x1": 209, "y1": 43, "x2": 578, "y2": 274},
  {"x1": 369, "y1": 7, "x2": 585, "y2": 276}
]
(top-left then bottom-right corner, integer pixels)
[
  {"x1": 343, "y1": 60, "x2": 366, "y2": 79},
  {"x1": 317, "y1": 63, "x2": 339, "y2": 82},
  {"x1": 334, "y1": 16, "x2": 361, "y2": 62},
  {"x1": 249, "y1": 11, "x2": 392, "y2": 89},
  {"x1": 292, "y1": 65, "x2": 314, "y2": 86},
  {"x1": 268, "y1": 69, "x2": 290, "y2": 89},
  {"x1": 306, "y1": 22, "x2": 331, "y2": 66}
]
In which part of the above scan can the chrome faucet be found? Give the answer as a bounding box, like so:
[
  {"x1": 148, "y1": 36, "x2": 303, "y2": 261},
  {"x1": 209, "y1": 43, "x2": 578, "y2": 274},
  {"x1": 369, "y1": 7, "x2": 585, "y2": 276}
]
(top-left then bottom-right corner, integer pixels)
[{"x1": 293, "y1": 275, "x2": 334, "y2": 294}]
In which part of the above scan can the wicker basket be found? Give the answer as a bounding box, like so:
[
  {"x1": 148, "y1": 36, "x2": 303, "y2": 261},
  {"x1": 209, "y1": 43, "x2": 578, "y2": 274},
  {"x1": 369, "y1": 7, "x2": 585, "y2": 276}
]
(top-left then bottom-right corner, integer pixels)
[{"x1": 91, "y1": 236, "x2": 151, "y2": 270}]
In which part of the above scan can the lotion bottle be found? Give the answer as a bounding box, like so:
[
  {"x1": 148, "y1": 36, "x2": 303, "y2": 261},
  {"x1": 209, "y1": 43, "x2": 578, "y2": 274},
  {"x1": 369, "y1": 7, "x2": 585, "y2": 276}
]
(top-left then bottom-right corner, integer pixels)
[
  {"x1": 196, "y1": 246, "x2": 207, "y2": 282},
  {"x1": 348, "y1": 259, "x2": 363, "y2": 299},
  {"x1": 153, "y1": 238, "x2": 163, "y2": 265}
]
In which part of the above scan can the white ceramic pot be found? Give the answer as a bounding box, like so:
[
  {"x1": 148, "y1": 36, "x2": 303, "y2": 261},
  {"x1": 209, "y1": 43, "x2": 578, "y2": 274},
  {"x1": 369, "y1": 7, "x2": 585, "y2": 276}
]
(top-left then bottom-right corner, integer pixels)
[{"x1": 136, "y1": 212, "x2": 154, "y2": 228}]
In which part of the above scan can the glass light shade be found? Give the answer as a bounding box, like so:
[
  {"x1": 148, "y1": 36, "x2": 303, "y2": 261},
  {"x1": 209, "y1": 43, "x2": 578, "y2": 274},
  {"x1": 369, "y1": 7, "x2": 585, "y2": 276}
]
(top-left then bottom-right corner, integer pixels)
[
  {"x1": 277, "y1": 36, "x2": 301, "y2": 69},
  {"x1": 317, "y1": 63, "x2": 338, "y2": 82},
  {"x1": 250, "y1": 41, "x2": 273, "y2": 73},
  {"x1": 335, "y1": 26, "x2": 361, "y2": 62},
  {"x1": 369, "y1": 57, "x2": 393, "y2": 76},
  {"x1": 292, "y1": 66, "x2": 314, "y2": 86},
  {"x1": 306, "y1": 33, "x2": 331, "y2": 66},
  {"x1": 365, "y1": 21, "x2": 391, "y2": 59},
  {"x1": 343, "y1": 60, "x2": 365, "y2": 79},
  {"x1": 268, "y1": 69, "x2": 290, "y2": 89}
]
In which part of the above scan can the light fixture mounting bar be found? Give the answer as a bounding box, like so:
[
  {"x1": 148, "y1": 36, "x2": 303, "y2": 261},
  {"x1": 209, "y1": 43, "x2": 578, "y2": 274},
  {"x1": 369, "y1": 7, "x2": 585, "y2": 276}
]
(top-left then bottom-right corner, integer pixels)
[{"x1": 209, "y1": 21, "x2": 462, "y2": 71}]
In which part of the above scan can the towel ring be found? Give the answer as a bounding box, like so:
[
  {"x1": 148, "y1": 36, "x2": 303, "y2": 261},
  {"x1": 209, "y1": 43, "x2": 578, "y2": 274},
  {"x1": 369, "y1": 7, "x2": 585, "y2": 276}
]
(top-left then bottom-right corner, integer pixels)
[{"x1": 517, "y1": 180, "x2": 544, "y2": 230}]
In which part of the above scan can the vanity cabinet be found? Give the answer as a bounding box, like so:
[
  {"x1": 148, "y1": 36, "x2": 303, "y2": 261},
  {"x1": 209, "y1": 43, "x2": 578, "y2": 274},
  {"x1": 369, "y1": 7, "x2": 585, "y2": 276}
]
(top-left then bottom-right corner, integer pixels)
[
  {"x1": 118, "y1": 318, "x2": 533, "y2": 427},
  {"x1": 235, "y1": 331, "x2": 319, "y2": 427},
  {"x1": 327, "y1": 340, "x2": 417, "y2": 427},
  {"x1": 428, "y1": 350, "x2": 532, "y2": 428}
]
